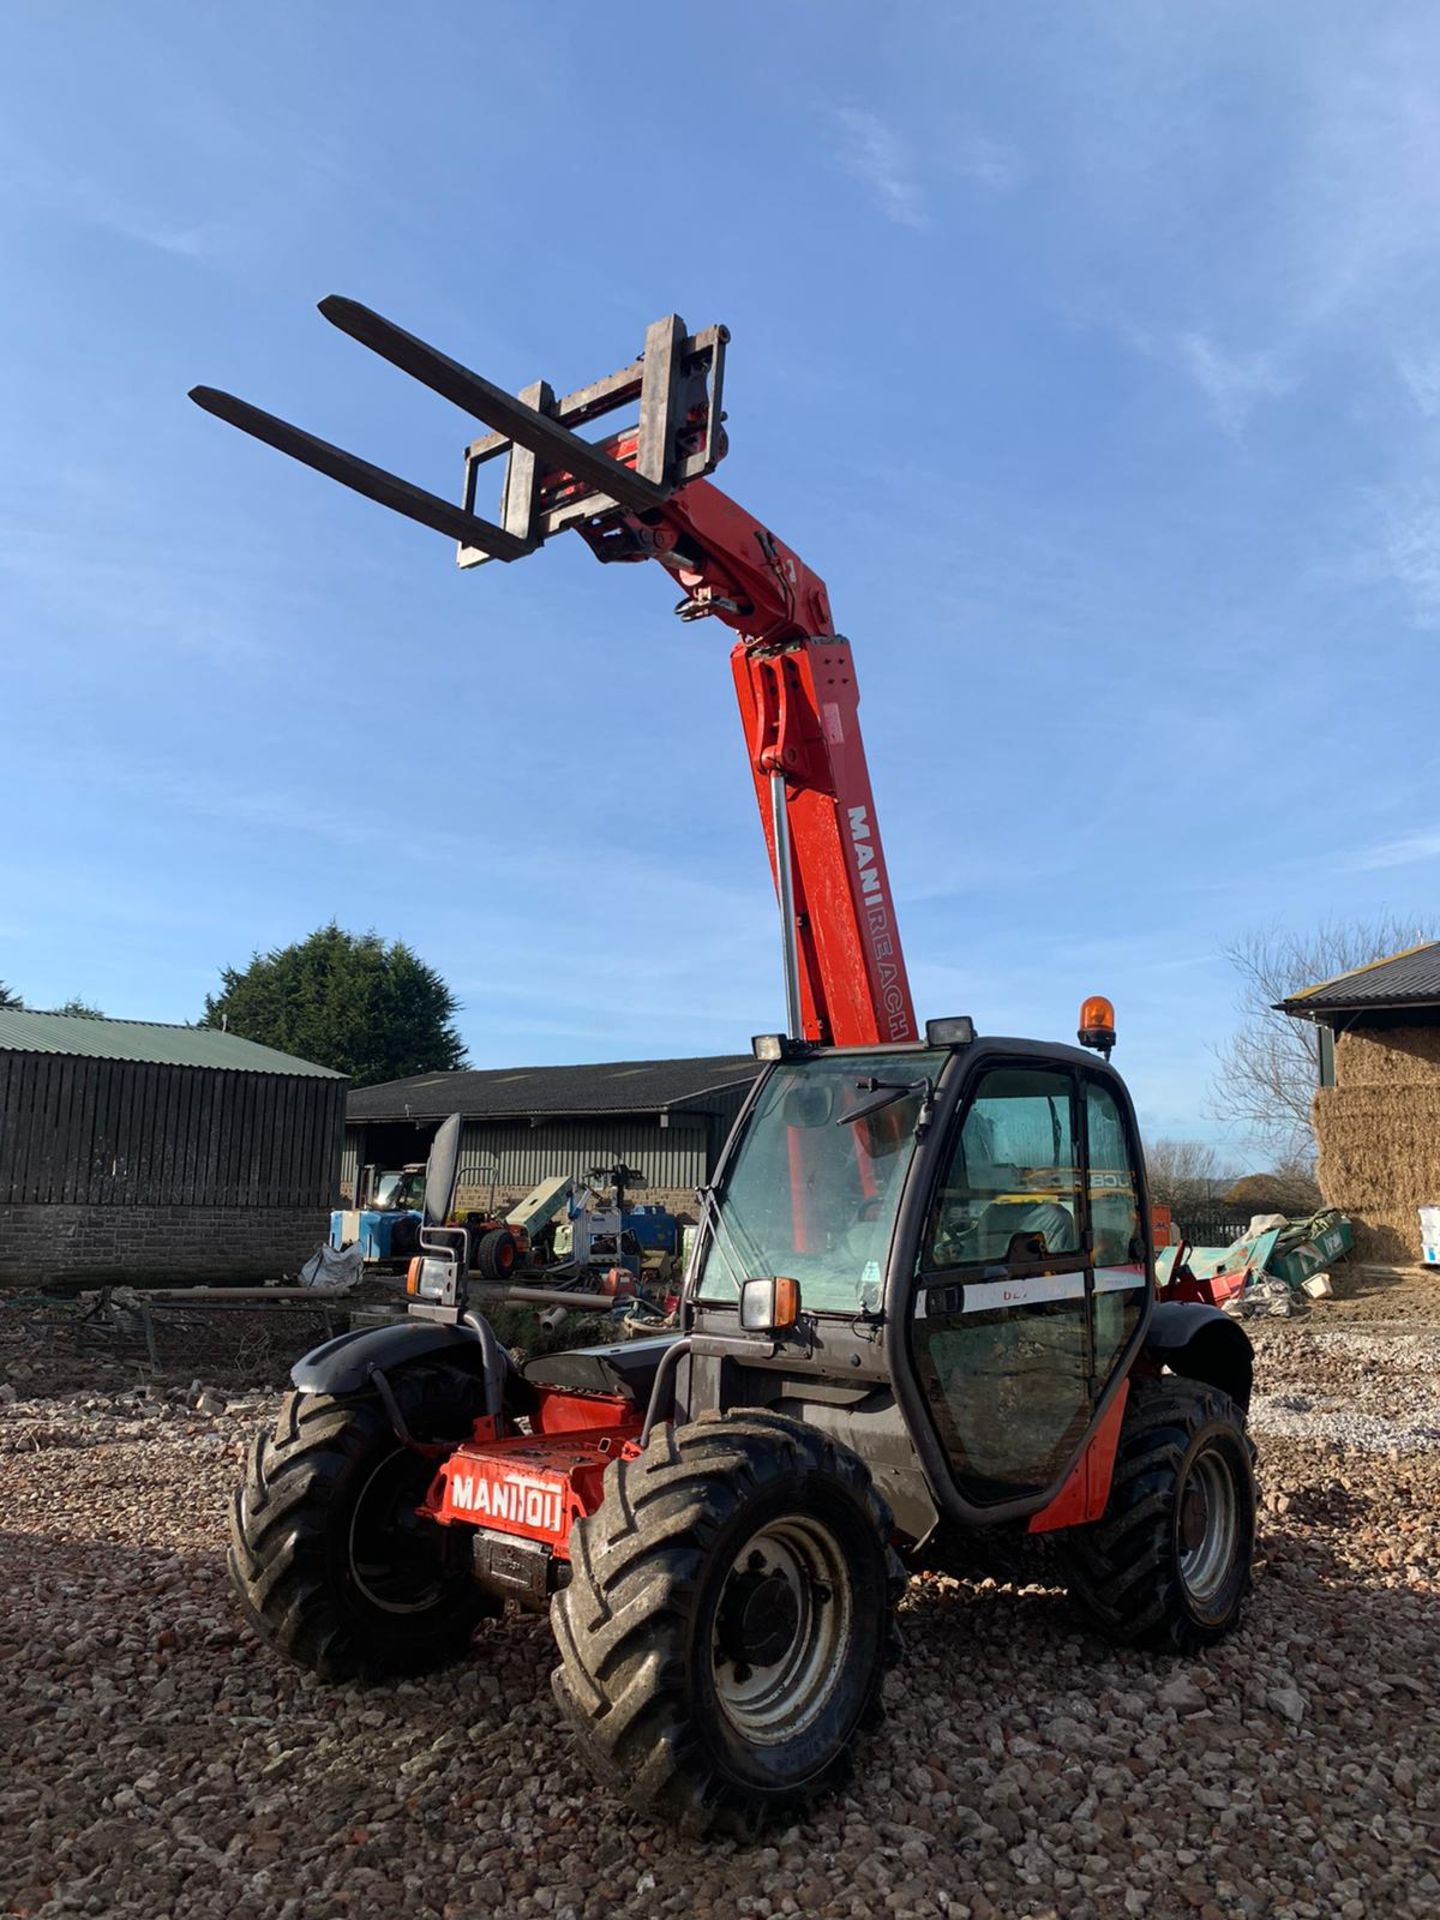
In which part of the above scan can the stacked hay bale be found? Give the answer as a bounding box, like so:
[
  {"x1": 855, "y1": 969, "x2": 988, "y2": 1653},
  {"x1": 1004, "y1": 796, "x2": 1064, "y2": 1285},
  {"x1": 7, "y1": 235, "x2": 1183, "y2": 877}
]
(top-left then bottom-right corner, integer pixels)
[{"x1": 1315, "y1": 1026, "x2": 1440, "y2": 1262}]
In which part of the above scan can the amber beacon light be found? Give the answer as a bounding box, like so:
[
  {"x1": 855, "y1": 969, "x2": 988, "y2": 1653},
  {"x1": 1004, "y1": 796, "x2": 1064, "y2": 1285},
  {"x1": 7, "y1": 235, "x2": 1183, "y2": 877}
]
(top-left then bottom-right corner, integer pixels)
[{"x1": 1078, "y1": 995, "x2": 1117, "y2": 1058}]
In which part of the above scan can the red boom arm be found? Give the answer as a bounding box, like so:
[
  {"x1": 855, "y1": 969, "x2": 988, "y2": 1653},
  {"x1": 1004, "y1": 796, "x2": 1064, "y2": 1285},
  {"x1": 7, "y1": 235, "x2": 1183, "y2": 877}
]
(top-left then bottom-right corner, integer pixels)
[{"x1": 578, "y1": 481, "x2": 917, "y2": 1047}]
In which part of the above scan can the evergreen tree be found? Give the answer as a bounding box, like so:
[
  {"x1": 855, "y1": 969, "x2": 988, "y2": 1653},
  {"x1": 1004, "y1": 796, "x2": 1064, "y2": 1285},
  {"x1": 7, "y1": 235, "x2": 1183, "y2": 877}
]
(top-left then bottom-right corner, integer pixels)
[{"x1": 202, "y1": 923, "x2": 466, "y2": 1086}]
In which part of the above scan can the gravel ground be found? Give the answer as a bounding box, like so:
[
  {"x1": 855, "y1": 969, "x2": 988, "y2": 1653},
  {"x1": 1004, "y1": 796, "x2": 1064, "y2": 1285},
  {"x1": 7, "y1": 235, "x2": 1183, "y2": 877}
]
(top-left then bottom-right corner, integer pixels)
[{"x1": 2, "y1": 1278, "x2": 1438, "y2": 1920}]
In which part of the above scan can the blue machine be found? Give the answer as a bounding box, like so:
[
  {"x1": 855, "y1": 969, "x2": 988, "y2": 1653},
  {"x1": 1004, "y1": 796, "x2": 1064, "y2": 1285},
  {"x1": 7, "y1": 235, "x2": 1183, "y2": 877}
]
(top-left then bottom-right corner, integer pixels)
[
  {"x1": 624, "y1": 1204, "x2": 679, "y2": 1254},
  {"x1": 330, "y1": 1207, "x2": 423, "y2": 1261}
]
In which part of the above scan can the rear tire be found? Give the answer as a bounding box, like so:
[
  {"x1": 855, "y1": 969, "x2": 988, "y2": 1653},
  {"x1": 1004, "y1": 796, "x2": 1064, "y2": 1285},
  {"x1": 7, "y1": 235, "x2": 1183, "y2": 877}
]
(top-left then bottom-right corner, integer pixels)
[
  {"x1": 1059, "y1": 1376, "x2": 1255, "y2": 1653},
  {"x1": 551, "y1": 1409, "x2": 905, "y2": 1837},
  {"x1": 229, "y1": 1362, "x2": 495, "y2": 1681},
  {"x1": 476, "y1": 1228, "x2": 520, "y2": 1282}
]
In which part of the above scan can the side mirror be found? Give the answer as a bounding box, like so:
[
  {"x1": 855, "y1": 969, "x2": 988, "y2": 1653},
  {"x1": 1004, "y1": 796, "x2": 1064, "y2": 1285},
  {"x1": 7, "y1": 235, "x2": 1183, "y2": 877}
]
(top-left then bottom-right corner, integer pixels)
[
  {"x1": 423, "y1": 1113, "x2": 463, "y2": 1227},
  {"x1": 739, "y1": 1275, "x2": 800, "y2": 1332}
]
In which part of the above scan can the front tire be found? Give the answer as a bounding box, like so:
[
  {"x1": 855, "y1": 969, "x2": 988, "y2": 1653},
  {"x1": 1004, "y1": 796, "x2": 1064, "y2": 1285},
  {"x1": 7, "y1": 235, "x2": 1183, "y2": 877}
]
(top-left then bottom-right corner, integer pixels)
[
  {"x1": 229, "y1": 1361, "x2": 495, "y2": 1681},
  {"x1": 551, "y1": 1410, "x2": 904, "y2": 1838},
  {"x1": 1059, "y1": 1376, "x2": 1255, "y2": 1653}
]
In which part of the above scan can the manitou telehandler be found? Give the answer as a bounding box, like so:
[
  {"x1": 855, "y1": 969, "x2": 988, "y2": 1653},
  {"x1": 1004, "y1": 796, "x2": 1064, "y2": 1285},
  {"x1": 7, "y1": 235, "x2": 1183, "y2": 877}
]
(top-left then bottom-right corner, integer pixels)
[{"x1": 192, "y1": 307, "x2": 1257, "y2": 1836}]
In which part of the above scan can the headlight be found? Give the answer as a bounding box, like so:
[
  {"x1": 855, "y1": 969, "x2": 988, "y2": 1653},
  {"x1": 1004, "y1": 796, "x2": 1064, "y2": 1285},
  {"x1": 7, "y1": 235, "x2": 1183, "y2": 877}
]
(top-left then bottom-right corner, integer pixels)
[
  {"x1": 739, "y1": 1275, "x2": 800, "y2": 1331},
  {"x1": 406, "y1": 1254, "x2": 457, "y2": 1302}
]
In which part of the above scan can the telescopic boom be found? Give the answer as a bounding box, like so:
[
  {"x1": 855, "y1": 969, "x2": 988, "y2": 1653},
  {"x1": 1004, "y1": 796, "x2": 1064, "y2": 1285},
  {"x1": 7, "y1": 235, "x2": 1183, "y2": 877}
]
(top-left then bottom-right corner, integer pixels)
[{"x1": 190, "y1": 303, "x2": 917, "y2": 1047}]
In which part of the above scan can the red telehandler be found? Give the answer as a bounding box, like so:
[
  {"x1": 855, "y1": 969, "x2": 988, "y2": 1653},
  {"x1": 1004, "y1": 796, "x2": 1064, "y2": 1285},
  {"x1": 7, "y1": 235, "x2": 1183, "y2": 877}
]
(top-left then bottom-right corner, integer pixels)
[{"x1": 192, "y1": 306, "x2": 1257, "y2": 1836}]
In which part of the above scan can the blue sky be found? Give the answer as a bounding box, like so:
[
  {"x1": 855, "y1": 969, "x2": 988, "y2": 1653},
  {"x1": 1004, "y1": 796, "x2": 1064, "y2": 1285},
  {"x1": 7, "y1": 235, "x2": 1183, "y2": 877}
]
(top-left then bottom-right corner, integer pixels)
[{"x1": 2, "y1": 4, "x2": 1437, "y2": 1154}]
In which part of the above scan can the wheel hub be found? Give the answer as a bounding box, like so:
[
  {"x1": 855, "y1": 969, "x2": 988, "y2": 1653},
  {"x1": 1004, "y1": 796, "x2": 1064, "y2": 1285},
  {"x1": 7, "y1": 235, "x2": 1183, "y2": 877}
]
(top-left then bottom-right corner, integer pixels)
[
  {"x1": 716, "y1": 1558, "x2": 802, "y2": 1673},
  {"x1": 1179, "y1": 1481, "x2": 1209, "y2": 1554},
  {"x1": 1177, "y1": 1445, "x2": 1240, "y2": 1609},
  {"x1": 710, "y1": 1517, "x2": 852, "y2": 1743},
  {"x1": 349, "y1": 1446, "x2": 451, "y2": 1615}
]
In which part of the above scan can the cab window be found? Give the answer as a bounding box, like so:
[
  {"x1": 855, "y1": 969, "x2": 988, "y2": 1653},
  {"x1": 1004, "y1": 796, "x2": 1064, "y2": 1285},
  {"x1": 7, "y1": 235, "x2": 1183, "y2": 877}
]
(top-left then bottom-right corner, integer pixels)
[
  {"x1": 925, "y1": 1066, "x2": 1081, "y2": 1267},
  {"x1": 1085, "y1": 1077, "x2": 1147, "y2": 1377}
]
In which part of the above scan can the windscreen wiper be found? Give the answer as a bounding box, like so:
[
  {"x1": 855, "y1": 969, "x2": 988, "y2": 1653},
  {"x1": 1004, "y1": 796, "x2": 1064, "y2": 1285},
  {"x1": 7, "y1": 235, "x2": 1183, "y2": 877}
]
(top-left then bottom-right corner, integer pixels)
[{"x1": 838, "y1": 1075, "x2": 936, "y2": 1137}]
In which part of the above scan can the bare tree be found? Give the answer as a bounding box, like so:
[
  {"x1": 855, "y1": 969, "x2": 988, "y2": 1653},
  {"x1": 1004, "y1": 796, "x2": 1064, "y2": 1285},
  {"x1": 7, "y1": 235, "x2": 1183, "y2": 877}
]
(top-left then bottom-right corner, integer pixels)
[
  {"x1": 1145, "y1": 1137, "x2": 1235, "y2": 1214},
  {"x1": 1209, "y1": 916, "x2": 1437, "y2": 1162}
]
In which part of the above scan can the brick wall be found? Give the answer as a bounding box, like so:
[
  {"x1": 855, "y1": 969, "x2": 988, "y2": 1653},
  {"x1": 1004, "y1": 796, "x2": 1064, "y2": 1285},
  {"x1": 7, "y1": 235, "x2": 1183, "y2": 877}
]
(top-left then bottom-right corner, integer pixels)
[
  {"x1": 0, "y1": 1203, "x2": 330, "y2": 1288},
  {"x1": 454, "y1": 1180, "x2": 699, "y2": 1223}
]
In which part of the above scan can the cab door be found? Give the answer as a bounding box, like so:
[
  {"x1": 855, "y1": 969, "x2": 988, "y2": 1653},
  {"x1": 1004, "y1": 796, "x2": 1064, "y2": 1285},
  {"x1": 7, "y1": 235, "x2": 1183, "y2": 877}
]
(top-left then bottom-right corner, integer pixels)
[
  {"x1": 907, "y1": 1059, "x2": 1149, "y2": 1508},
  {"x1": 1080, "y1": 1069, "x2": 1150, "y2": 1393}
]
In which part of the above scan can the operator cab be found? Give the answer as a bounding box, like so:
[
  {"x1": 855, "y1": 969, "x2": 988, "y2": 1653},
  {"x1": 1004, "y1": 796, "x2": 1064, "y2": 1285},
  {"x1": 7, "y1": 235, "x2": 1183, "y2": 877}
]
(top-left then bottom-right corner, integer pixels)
[
  {"x1": 368, "y1": 1166, "x2": 427, "y2": 1212},
  {"x1": 686, "y1": 1002, "x2": 1150, "y2": 1527}
]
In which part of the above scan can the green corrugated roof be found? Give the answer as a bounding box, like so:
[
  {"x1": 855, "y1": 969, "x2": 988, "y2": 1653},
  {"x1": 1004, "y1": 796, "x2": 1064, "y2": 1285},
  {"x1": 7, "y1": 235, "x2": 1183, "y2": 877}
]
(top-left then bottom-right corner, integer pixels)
[{"x1": 0, "y1": 1008, "x2": 346, "y2": 1077}]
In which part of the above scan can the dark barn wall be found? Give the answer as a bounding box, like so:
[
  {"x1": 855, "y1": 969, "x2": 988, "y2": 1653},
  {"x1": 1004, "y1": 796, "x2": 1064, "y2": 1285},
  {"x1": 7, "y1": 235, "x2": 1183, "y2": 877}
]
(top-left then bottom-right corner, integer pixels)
[{"x1": 0, "y1": 1053, "x2": 347, "y2": 1284}]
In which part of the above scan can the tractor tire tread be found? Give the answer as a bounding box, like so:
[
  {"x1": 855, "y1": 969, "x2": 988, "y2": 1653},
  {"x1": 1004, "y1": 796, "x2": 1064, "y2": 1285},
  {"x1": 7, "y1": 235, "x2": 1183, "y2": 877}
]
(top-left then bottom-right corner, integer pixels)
[
  {"x1": 551, "y1": 1408, "x2": 904, "y2": 1838},
  {"x1": 1059, "y1": 1376, "x2": 1254, "y2": 1654},
  {"x1": 229, "y1": 1361, "x2": 491, "y2": 1682}
]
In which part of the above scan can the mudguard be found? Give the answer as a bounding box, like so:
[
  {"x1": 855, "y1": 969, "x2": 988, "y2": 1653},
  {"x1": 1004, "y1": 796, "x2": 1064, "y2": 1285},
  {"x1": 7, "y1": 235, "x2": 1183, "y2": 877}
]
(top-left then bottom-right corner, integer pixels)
[
  {"x1": 1142, "y1": 1301, "x2": 1254, "y2": 1412},
  {"x1": 523, "y1": 1334, "x2": 678, "y2": 1406},
  {"x1": 291, "y1": 1318, "x2": 491, "y2": 1396}
]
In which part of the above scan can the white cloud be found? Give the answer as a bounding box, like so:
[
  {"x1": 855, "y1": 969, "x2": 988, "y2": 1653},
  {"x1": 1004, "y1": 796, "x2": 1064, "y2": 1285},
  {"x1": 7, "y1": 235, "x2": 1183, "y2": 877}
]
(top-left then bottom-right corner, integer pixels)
[
  {"x1": 1355, "y1": 826, "x2": 1440, "y2": 870},
  {"x1": 1173, "y1": 331, "x2": 1292, "y2": 438},
  {"x1": 951, "y1": 125, "x2": 1023, "y2": 193},
  {"x1": 1368, "y1": 480, "x2": 1440, "y2": 628},
  {"x1": 1284, "y1": 34, "x2": 1440, "y2": 333},
  {"x1": 0, "y1": 144, "x2": 222, "y2": 260},
  {"x1": 1394, "y1": 346, "x2": 1440, "y2": 418},
  {"x1": 831, "y1": 107, "x2": 929, "y2": 231}
]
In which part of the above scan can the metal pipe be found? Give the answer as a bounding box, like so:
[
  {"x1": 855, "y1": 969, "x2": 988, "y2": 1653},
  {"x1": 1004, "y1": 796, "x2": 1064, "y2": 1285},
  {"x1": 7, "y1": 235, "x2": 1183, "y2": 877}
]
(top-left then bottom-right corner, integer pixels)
[
  {"x1": 770, "y1": 769, "x2": 803, "y2": 1039},
  {"x1": 460, "y1": 1311, "x2": 509, "y2": 1420},
  {"x1": 639, "y1": 1336, "x2": 693, "y2": 1447},
  {"x1": 467, "y1": 1284, "x2": 630, "y2": 1313}
]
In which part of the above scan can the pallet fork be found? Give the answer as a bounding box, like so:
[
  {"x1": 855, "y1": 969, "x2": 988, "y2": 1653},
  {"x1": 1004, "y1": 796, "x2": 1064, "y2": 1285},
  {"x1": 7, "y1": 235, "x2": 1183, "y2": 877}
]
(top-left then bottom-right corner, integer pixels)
[{"x1": 191, "y1": 299, "x2": 727, "y2": 567}]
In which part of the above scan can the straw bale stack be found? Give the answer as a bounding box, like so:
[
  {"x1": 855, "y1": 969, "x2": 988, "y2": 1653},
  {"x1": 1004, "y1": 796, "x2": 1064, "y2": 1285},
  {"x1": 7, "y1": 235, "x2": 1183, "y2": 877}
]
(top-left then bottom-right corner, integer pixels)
[
  {"x1": 1335, "y1": 1024, "x2": 1440, "y2": 1088},
  {"x1": 1315, "y1": 1081, "x2": 1440, "y2": 1261}
]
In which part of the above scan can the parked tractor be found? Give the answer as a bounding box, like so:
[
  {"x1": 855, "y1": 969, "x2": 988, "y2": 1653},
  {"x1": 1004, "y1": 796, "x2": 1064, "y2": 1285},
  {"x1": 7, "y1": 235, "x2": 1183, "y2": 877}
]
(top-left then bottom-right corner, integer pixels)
[
  {"x1": 335, "y1": 1158, "x2": 525, "y2": 1279},
  {"x1": 197, "y1": 304, "x2": 1257, "y2": 1836}
]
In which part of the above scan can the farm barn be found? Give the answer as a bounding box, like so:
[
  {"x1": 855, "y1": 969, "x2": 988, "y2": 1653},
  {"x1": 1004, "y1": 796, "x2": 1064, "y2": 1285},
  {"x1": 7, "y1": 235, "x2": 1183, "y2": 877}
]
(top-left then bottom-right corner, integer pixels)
[
  {"x1": 1281, "y1": 941, "x2": 1440, "y2": 1263},
  {"x1": 0, "y1": 1009, "x2": 347, "y2": 1286},
  {"x1": 342, "y1": 1054, "x2": 765, "y2": 1219}
]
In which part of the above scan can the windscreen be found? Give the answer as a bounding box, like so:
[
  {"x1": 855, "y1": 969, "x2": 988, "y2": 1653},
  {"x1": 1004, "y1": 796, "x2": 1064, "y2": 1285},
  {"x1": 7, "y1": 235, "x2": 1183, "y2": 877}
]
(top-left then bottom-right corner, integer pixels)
[
  {"x1": 695, "y1": 1050, "x2": 944, "y2": 1314},
  {"x1": 371, "y1": 1171, "x2": 422, "y2": 1212}
]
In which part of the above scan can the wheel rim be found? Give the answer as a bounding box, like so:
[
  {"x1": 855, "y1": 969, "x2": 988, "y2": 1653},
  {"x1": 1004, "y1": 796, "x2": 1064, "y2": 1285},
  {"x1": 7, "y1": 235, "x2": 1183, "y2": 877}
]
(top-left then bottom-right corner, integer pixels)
[
  {"x1": 711, "y1": 1516, "x2": 852, "y2": 1743},
  {"x1": 348, "y1": 1449, "x2": 451, "y2": 1616},
  {"x1": 1177, "y1": 1445, "x2": 1240, "y2": 1608}
]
